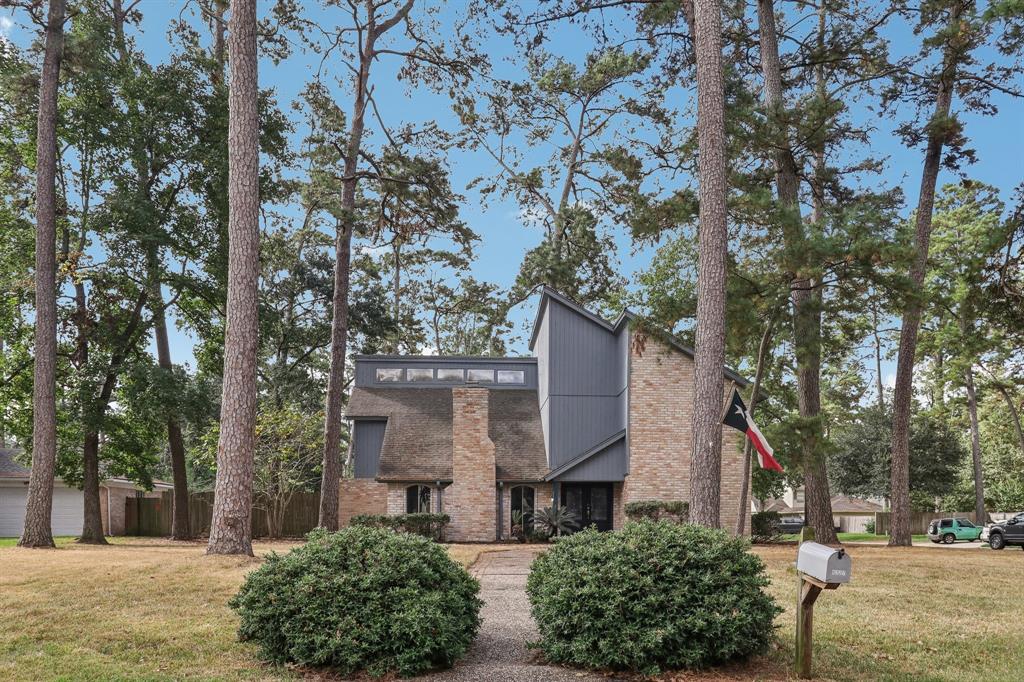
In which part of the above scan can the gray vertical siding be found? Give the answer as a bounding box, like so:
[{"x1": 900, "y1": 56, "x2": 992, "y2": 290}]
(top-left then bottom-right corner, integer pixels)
[
  {"x1": 556, "y1": 439, "x2": 628, "y2": 481},
  {"x1": 352, "y1": 419, "x2": 386, "y2": 479},
  {"x1": 539, "y1": 298, "x2": 629, "y2": 474}
]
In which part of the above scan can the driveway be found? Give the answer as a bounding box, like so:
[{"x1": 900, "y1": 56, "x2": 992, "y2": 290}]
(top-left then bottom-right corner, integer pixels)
[{"x1": 422, "y1": 547, "x2": 617, "y2": 681}]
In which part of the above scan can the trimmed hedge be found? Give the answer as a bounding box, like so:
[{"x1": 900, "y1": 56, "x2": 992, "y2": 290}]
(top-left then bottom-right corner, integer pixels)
[
  {"x1": 623, "y1": 499, "x2": 689, "y2": 524},
  {"x1": 526, "y1": 522, "x2": 780, "y2": 674},
  {"x1": 230, "y1": 527, "x2": 482, "y2": 677},
  {"x1": 350, "y1": 512, "x2": 450, "y2": 541}
]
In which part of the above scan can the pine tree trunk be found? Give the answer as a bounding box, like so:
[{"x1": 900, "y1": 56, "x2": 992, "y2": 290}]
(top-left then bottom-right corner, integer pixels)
[
  {"x1": 995, "y1": 385, "x2": 1024, "y2": 457},
  {"x1": 757, "y1": 0, "x2": 836, "y2": 543},
  {"x1": 736, "y1": 316, "x2": 775, "y2": 535},
  {"x1": 207, "y1": 0, "x2": 260, "y2": 556},
  {"x1": 20, "y1": 0, "x2": 65, "y2": 549},
  {"x1": 687, "y1": 0, "x2": 729, "y2": 528},
  {"x1": 888, "y1": 4, "x2": 960, "y2": 547},
  {"x1": 964, "y1": 365, "x2": 986, "y2": 523}
]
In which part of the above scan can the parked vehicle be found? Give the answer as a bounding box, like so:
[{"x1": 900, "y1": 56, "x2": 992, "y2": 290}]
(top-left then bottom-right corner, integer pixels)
[
  {"x1": 984, "y1": 512, "x2": 1024, "y2": 550},
  {"x1": 776, "y1": 517, "x2": 805, "y2": 534},
  {"x1": 927, "y1": 518, "x2": 982, "y2": 544}
]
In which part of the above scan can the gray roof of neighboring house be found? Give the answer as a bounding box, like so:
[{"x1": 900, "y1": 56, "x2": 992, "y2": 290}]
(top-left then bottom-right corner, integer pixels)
[
  {"x1": 769, "y1": 494, "x2": 883, "y2": 515},
  {"x1": 0, "y1": 448, "x2": 31, "y2": 478},
  {"x1": 346, "y1": 387, "x2": 548, "y2": 482}
]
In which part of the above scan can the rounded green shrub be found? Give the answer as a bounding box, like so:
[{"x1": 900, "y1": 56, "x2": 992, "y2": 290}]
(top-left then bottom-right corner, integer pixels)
[
  {"x1": 526, "y1": 521, "x2": 780, "y2": 674},
  {"x1": 229, "y1": 526, "x2": 482, "y2": 677}
]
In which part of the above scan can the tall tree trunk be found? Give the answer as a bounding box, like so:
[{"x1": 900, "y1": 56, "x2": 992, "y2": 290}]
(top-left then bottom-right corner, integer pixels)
[
  {"x1": 20, "y1": 0, "x2": 66, "y2": 549},
  {"x1": 318, "y1": 0, "x2": 415, "y2": 531},
  {"x1": 872, "y1": 300, "x2": 885, "y2": 410},
  {"x1": 149, "y1": 269, "x2": 191, "y2": 540},
  {"x1": 687, "y1": 0, "x2": 729, "y2": 528},
  {"x1": 888, "y1": 3, "x2": 961, "y2": 547},
  {"x1": 757, "y1": 0, "x2": 836, "y2": 543},
  {"x1": 964, "y1": 365, "x2": 986, "y2": 523},
  {"x1": 736, "y1": 315, "x2": 775, "y2": 535},
  {"x1": 79, "y1": 432, "x2": 106, "y2": 543},
  {"x1": 207, "y1": 0, "x2": 260, "y2": 556}
]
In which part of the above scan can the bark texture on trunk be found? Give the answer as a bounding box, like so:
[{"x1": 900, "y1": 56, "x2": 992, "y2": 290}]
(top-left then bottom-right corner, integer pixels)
[
  {"x1": 736, "y1": 317, "x2": 775, "y2": 535},
  {"x1": 995, "y1": 385, "x2": 1024, "y2": 457},
  {"x1": 687, "y1": 0, "x2": 729, "y2": 528},
  {"x1": 151, "y1": 283, "x2": 191, "y2": 540},
  {"x1": 888, "y1": 4, "x2": 960, "y2": 547},
  {"x1": 757, "y1": 0, "x2": 836, "y2": 543},
  {"x1": 208, "y1": 0, "x2": 260, "y2": 556},
  {"x1": 20, "y1": 0, "x2": 66, "y2": 549},
  {"x1": 319, "y1": 0, "x2": 414, "y2": 531},
  {"x1": 964, "y1": 365, "x2": 986, "y2": 523}
]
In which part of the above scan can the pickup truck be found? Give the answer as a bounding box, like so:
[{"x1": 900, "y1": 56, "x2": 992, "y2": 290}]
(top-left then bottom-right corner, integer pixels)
[
  {"x1": 983, "y1": 512, "x2": 1024, "y2": 550},
  {"x1": 927, "y1": 517, "x2": 982, "y2": 544}
]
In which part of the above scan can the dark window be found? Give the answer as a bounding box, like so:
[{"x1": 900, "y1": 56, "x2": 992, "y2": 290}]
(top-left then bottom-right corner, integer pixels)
[
  {"x1": 940, "y1": 519, "x2": 953, "y2": 528},
  {"x1": 510, "y1": 486, "x2": 535, "y2": 533},
  {"x1": 956, "y1": 518, "x2": 975, "y2": 528},
  {"x1": 406, "y1": 485, "x2": 431, "y2": 513}
]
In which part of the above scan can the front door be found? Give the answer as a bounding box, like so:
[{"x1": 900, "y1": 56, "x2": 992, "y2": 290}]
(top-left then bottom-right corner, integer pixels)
[{"x1": 561, "y1": 483, "x2": 613, "y2": 532}]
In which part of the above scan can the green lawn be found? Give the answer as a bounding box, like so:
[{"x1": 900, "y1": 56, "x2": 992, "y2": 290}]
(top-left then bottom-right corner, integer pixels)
[{"x1": 0, "y1": 537, "x2": 77, "y2": 548}]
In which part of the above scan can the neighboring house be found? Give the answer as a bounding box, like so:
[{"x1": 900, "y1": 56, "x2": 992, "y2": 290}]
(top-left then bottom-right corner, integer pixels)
[
  {"x1": 339, "y1": 287, "x2": 751, "y2": 542},
  {"x1": 756, "y1": 488, "x2": 884, "y2": 533},
  {"x1": 0, "y1": 448, "x2": 172, "y2": 537}
]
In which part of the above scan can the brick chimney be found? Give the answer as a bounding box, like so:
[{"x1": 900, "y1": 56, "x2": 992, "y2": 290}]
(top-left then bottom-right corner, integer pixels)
[{"x1": 446, "y1": 387, "x2": 496, "y2": 541}]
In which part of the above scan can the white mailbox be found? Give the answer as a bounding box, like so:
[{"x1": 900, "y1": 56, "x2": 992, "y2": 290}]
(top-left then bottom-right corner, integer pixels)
[{"x1": 797, "y1": 542, "x2": 851, "y2": 585}]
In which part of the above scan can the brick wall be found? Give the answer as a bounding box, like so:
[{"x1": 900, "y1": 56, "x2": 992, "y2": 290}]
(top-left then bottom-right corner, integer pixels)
[
  {"x1": 624, "y1": 334, "x2": 749, "y2": 534},
  {"x1": 446, "y1": 388, "x2": 497, "y2": 541},
  {"x1": 338, "y1": 479, "x2": 389, "y2": 526}
]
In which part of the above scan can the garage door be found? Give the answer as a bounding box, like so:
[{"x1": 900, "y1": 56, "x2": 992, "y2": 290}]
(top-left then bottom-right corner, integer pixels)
[{"x1": 0, "y1": 485, "x2": 84, "y2": 537}]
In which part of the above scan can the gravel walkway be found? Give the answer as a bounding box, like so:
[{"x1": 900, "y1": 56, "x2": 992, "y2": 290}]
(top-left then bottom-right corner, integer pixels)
[{"x1": 422, "y1": 547, "x2": 618, "y2": 681}]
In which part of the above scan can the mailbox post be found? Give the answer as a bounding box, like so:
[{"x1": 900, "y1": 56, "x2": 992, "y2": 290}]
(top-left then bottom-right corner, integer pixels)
[{"x1": 795, "y1": 527, "x2": 851, "y2": 679}]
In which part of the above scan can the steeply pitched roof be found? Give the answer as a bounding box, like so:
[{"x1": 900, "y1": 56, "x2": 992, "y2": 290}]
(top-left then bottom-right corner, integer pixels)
[
  {"x1": 0, "y1": 448, "x2": 31, "y2": 478},
  {"x1": 528, "y1": 286, "x2": 750, "y2": 387},
  {"x1": 346, "y1": 387, "x2": 548, "y2": 482}
]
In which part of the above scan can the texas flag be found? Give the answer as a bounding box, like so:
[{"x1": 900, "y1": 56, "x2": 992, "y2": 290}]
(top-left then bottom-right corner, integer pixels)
[{"x1": 722, "y1": 389, "x2": 784, "y2": 472}]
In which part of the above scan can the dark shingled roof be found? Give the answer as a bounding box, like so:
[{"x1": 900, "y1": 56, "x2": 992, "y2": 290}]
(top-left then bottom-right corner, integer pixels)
[
  {"x1": 0, "y1": 448, "x2": 30, "y2": 478},
  {"x1": 345, "y1": 387, "x2": 548, "y2": 482}
]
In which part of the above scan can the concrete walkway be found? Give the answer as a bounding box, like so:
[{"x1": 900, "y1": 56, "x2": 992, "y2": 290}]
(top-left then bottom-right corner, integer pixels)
[{"x1": 423, "y1": 547, "x2": 616, "y2": 681}]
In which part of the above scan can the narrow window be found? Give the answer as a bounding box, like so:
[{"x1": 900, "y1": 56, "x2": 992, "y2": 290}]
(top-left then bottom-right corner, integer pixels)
[
  {"x1": 406, "y1": 485, "x2": 431, "y2": 513},
  {"x1": 497, "y1": 370, "x2": 525, "y2": 384},
  {"x1": 376, "y1": 368, "x2": 404, "y2": 383},
  {"x1": 407, "y1": 368, "x2": 433, "y2": 382},
  {"x1": 510, "y1": 486, "x2": 536, "y2": 534},
  {"x1": 437, "y1": 368, "x2": 463, "y2": 382},
  {"x1": 467, "y1": 368, "x2": 494, "y2": 383}
]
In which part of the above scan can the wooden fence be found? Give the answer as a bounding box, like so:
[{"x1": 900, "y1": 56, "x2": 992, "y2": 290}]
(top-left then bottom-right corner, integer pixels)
[
  {"x1": 126, "y1": 490, "x2": 321, "y2": 538},
  {"x1": 873, "y1": 510, "x2": 985, "y2": 536}
]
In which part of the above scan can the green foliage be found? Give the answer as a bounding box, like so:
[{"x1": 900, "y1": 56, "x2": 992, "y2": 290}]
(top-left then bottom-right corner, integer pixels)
[
  {"x1": 751, "y1": 511, "x2": 782, "y2": 543},
  {"x1": 623, "y1": 500, "x2": 688, "y2": 523},
  {"x1": 526, "y1": 522, "x2": 780, "y2": 674},
  {"x1": 829, "y1": 405, "x2": 965, "y2": 507},
  {"x1": 864, "y1": 519, "x2": 876, "y2": 534},
  {"x1": 230, "y1": 527, "x2": 481, "y2": 677},
  {"x1": 531, "y1": 505, "x2": 579, "y2": 537},
  {"x1": 349, "y1": 513, "x2": 450, "y2": 541}
]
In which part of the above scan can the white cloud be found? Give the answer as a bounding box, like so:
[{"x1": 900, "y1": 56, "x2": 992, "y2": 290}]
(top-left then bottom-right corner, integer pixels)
[{"x1": 0, "y1": 16, "x2": 13, "y2": 43}]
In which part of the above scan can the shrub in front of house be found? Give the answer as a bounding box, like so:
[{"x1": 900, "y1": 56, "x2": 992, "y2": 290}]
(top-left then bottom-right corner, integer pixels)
[
  {"x1": 751, "y1": 510, "x2": 782, "y2": 543},
  {"x1": 623, "y1": 499, "x2": 689, "y2": 524},
  {"x1": 526, "y1": 521, "x2": 780, "y2": 674},
  {"x1": 349, "y1": 512, "x2": 450, "y2": 541},
  {"x1": 230, "y1": 526, "x2": 482, "y2": 678}
]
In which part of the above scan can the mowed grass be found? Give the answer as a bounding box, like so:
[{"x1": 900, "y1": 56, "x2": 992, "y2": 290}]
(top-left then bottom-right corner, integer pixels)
[
  {"x1": 779, "y1": 532, "x2": 929, "y2": 543},
  {"x1": 752, "y1": 544, "x2": 1023, "y2": 681},
  {"x1": 1, "y1": 538, "x2": 1021, "y2": 681}
]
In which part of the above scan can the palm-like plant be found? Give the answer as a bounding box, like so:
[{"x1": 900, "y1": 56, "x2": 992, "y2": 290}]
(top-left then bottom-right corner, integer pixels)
[{"x1": 533, "y1": 506, "x2": 579, "y2": 538}]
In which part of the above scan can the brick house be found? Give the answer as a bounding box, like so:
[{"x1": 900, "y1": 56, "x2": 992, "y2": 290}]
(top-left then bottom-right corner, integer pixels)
[{"x1": 340, "y1": 287, "x2": 750, "y2": 541}]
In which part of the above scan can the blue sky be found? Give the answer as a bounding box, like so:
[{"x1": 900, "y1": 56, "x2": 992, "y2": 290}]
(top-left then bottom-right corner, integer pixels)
[{"x1": 4, "y1": 1, "x2": 1022, "y2": 389}]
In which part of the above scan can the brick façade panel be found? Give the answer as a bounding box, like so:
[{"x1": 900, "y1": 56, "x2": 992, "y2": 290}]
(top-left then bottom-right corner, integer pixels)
[
  {"x1": 445, "y1": 388, "x2": 497, "y2": 541},
  {"x1": 624, "y1": 333, "x2": 749, "y2": 534}
]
